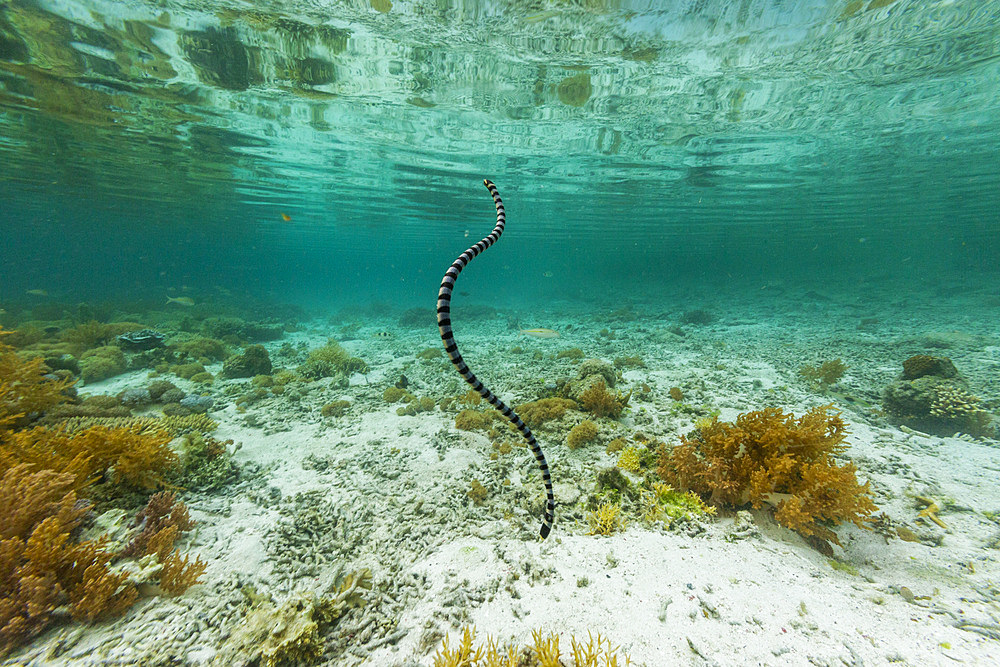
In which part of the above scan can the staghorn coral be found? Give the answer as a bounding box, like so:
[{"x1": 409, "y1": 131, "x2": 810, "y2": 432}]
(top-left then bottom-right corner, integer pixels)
[
  {"x1": 928, "y1": 384, "x2": 982, "y2": 420},
  {"x1": 0, "y1": 329, "x2": 74, "y2": 431},
  {"x1": 883, "y1": 360, "x2": 994, "y2": 437},
  {"x1": 657, "y1": 405, "x2": 876, "y2": 546},
  {"x1": 57, "y1": 414, "x2": 218, "y2": 437}
]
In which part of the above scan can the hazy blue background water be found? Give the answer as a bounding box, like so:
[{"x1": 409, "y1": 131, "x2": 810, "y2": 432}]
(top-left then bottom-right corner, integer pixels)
[{"x1": 1, "y1": 0, "x2": 997, "y2": 313}]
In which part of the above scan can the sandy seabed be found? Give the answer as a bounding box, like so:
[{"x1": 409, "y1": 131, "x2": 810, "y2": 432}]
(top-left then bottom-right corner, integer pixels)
[{"x1": 7, "y1": 285, "x2": 1000, "y2": 667}]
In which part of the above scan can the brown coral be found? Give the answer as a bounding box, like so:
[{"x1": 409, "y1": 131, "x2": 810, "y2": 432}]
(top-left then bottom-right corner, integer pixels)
[
  {"x1": 122, "y1": 491, "x2": 195, "y2": 558},
  {"x1": 798, "y1": 359, "x2": 847, "y2": 387},
  {"x1": 566, "y1": 420, "x2": 598, "y2": 450},
  {"x1": 52, "y1": 414, "x2": 219, "y2": 440},
  {"x1": 657, "y1": 405, "x2": 876, "y2": 546},
  {"x1": 0, "y1": 329, "x2": 74, "y2": 431},
  {"x1": 2, "y1": 425, "x2": 177, "y2": 490},
  {"x1": 578, "y1": 380, "x2": 629, "y2": 419},
  {"x1": 157, "y1": 550, "x2": 207, "y2": 596},
  {"x1": 901, "y1": 355, "x2": 958, "y2": 380},
  {"x1": 1, "y1": 465, "x2": 137, "y2": 656},
  {"x1": 0, "y1": 331, "x2": 204, "y2": 657},
  {"x1": 514, "y1": 398, "x2": 577, "y2": 428}
]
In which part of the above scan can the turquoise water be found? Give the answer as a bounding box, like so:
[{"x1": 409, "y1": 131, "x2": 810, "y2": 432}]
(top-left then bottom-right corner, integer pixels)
[
  {"x1": 1, "y1": 0, "x2": 997, "y2": 310},
  {"x1": 4, "y1": 4, "x2": 1000, "y2": 664}
]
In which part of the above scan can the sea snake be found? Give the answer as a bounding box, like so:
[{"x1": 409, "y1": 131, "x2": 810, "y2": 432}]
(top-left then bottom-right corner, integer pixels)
[{"x1": 437, "y1": 179, "x2": 555, "y2": 539}]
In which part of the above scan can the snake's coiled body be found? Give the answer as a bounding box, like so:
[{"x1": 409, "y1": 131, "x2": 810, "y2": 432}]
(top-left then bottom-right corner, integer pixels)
[{"x1": 436, "y1": 179, "x2": 555, "y2": 539}]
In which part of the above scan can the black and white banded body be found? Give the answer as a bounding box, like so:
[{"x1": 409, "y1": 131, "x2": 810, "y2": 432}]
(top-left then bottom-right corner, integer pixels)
[{"x1": 436, "y1": 179, "x2": 555, "y2": 539}]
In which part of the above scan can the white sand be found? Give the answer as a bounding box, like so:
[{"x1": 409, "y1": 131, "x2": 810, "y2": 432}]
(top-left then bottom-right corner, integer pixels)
[{"x1": 12, "y1": 299, "x2": 1000, "y2": 667}]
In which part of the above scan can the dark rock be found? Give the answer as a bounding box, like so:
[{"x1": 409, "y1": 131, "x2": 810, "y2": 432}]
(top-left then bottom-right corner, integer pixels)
[{"x1": 117, "y1": 329, "x2": 166, "y2": 352}]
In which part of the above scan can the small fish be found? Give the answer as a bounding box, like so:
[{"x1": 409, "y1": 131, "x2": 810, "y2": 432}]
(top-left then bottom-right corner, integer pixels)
[
  {"x1": 520, "y1": 328, "x2": 559, "y2": 339},
  {"x1": 281, "y1": 212, "x2": 292, "y2": 222},
  {"x1": 25, "y1": 289, "x2": 48, "y2": 297},
  {"x1": 166, "y1": 296, "x2": 195, "y2": 306},
  {"x1": 374, "y1": 331, "x2": 393, "y2": 338}
]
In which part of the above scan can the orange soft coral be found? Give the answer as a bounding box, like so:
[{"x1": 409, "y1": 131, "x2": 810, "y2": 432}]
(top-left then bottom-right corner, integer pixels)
[
  {"x1": 658, "y1": 405, "x2": 876, "y2": 546},
  {"x1": 0, "y1": 465, "x2": 137, "y2": 656},
  {"x1": 2, "y1": 425, "x2": 177, "y2": 490},
  {"x1": 578, "y1": 380, "x2": 629, "y2": 419},
  {"x1": 0, "y1": 328, "x2": 74, "y2": 432}
]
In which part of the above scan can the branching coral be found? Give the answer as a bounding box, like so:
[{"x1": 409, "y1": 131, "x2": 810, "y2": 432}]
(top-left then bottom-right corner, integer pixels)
[
  {"x1": 434, "y1": 626, "x2": 630, "y2": 667},
  {"x1": 0, "y1": 332, "x2": 206, "y2": 657},
  {"x1": 657, "y1": 405, "x2": 876, "y2": 546},
  {"x1": 616, "y1": 446, "x2": 641, "y2": 472},
  {"x1": 0, "y1": 329, "x2": 73, "y2": 431},
  {"x1": 587, "y1": 500, "x2": 624, "y2": 536},
  {"x1": 122, "y1": 491, "x2": 194, "y2": 557},
  {"x1": 799, "y1": 359, "x2": 847, "y2": 388},
  {"x1": 928, "y1": 384, "x2": 982, "y2": 420},
  {"x1": 2, "y1": 424, "x2": 177, "y2": 490},
  {"x1": 58, "y1": 414, "x2": 217, "y2": 437},
  {"x1": 578, "y1": 381, "x2": 629, "y2": 419},
  {"x1": 0, "y1": 465, "x2": 137, "y2": 656}
]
